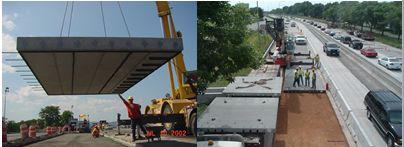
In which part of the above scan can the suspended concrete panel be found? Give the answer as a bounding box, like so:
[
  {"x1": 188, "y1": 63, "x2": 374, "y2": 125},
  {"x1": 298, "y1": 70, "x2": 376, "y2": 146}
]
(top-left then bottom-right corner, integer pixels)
[{"x1": 17, "y1": 37, "x2": 183, "y2": 95}]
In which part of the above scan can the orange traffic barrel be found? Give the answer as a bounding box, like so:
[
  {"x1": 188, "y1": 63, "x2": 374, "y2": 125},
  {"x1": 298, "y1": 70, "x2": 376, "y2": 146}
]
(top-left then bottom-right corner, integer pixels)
[
  {"x1": 20, "y1": 124, "x2": 28, "y2": 138},
  {"x1": 2, "y1": 122, "x2": 7, "y2": 142},
  {"x1": 68, "y1": 127, "x2": 71, "y2": 133},
  {"x1": 46, "y1": 126, "x2": 51, "y2": 135},
  {"x1": 52, "y1": 127, "x2": 56, "y2": 134},
  {"x1": 29, "y1": 125, "x2": 36, "y2": 137},
  {"x1": 58, "y1": 126, "x2": 62, "y2": 133}
]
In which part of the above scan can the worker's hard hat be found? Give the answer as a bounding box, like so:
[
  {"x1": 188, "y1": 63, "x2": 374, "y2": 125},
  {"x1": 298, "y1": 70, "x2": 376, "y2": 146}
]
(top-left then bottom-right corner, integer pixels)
[
  {"x1": 128, "y1": 96, "x2": 133, "y2": 100},
  {"x1": 317, "y1": 53, "x2": 319, "y2": 55},
  {"x1": 312, "y1": 69, "x2": 315, "y2": 71},
  {"x1": 299, "y1": 66, "x2": 301, "y2": 68},
  {"x1": 296, "y1": 67, "x2": 299, "y2": 70}
]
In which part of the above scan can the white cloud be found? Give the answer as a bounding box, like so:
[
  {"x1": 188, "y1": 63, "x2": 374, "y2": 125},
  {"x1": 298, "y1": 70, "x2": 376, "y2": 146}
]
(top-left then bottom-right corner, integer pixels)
[
  {"x1": 2, "y1": 63, "x2": 16, "y2": 73},
  {"x1": 15, "y1": 86, "x2": 47, "y2": 106},
  {"x1": 17, "y1": 106, "x2": 35, "y2": 112},
  {"x1": 2, "y1": 33, "x2": 17, "y2": 52},
  {"x1": 2, "y1": 14, "x2": 18, "y2": 31},
  {"x1": 5, "y1": 93, "x2": 18, "y2": 103}
]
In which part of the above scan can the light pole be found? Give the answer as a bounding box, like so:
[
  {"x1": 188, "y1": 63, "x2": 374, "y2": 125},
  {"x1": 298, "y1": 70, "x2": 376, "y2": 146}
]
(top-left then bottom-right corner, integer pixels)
[{"x1": 3, "y1": 87, "x2": 9, "y2": 122}]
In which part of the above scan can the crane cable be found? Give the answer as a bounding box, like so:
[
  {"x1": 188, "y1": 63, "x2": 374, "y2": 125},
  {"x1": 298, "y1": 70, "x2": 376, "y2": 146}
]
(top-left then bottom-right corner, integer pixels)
[
  {"x1": 60, "y1": 1, "x2": 69, "y2": 37},
  {"x1": 117, "y1": 2, "x2": 131, "y2": 37},
  {"x1": 100, "y1": 1, "x2": 107, "y2": 37},
  {"x1": 68, "y1": 1, "x2": 75, "y2": 37}
]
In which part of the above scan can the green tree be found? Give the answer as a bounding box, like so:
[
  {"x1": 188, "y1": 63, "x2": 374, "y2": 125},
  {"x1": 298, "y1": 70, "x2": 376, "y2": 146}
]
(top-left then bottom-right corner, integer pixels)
[
  {"x1": 6, "y1": 120, "x2": 19, "y2": 133},
  {"x1": 197, "y1": 1, "x2": 262, "y2": 91},
  {"x1": 250, "y1": 7, "x2": 264, "y2": 19},
  {"x1": 38, "y1": 106, "x2": 61, "y2": 127},
  {"x1": 60, "y1": 110, "x2": 74, "y2": 125}
]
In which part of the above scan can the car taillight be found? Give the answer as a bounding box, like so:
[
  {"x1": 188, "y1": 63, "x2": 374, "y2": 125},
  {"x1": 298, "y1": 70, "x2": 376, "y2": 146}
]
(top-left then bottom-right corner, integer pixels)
[
  {"x1": 398, "y1": 138, "x2": 402, "y2": 144},
  {"x1": 390, "y1": 63, "x2": 393, "y2": 65},
  {"x1": 344, "y1": 39, "x2": 346, "y2": 41}
]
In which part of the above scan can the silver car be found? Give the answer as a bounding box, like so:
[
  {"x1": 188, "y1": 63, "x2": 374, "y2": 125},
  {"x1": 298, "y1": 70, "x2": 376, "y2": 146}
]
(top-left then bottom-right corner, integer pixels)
[
  {"x1": 324, "y1": 29, "x2": 331, "y2": 34},
  {"x1": 333, "y1": 34, "x2": 343, "y2": 40},
  {"x1": 378, "y1": 56, "x2": 402, "y2": 70}
]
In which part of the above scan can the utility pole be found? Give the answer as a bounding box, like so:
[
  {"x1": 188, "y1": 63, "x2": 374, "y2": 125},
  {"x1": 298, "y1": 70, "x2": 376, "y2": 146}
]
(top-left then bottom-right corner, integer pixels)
[
  {"x1": 3, "y1": 87, "x2": 9, "y2": 123},
  {"x1": 257, "y1": 1, "x2": 260, "y2": 47}
]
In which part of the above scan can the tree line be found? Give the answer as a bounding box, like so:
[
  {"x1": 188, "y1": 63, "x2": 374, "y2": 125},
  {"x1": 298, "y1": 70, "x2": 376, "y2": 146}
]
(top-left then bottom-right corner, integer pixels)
[
  {"x1": 4, "y1": 106, "x2": 73, "y2": 133},
  {"x1": 270, "y1": 1, "x2": 402, "y2": 38}
]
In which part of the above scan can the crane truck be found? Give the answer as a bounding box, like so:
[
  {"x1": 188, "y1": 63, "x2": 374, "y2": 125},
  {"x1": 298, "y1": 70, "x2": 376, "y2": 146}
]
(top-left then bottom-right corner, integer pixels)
[
  {"x1": 265, "y1": 17, "x2": 295, "y2": 67},
  {"x1": 117, "y1": 1, "x2": 197, "y2": 137}
]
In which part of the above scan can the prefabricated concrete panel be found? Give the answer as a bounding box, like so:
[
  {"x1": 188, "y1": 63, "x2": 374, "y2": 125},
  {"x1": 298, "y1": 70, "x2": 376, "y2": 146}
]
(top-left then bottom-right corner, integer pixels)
[
  {"x1": 222, "y1": 77, "x2": 282, "y2": 97},
  {"x1": 197, "y1": 97, "x2": 278, "y2": 147},
  {"x1": 17, "y1": 37, "x2": 183, "y2": 95}
]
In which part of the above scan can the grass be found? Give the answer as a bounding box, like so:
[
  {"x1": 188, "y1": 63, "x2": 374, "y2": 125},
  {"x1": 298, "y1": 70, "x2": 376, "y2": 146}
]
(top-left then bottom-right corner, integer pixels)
[{"x1": 197, "y1": 103, "x2": 209, "y2": 119}]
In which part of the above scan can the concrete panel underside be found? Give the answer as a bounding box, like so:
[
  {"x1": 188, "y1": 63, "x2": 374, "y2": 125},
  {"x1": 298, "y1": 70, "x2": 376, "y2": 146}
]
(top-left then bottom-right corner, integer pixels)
[
  {"x1": 222, "y1": 77, "x2": 282, "y2": 97},
  {"x1": 17, "y1": 37, "x2": 183, "y2": 95},
  {"x1": 197, "y1": 97, "x2": 278, "y2": 133}
]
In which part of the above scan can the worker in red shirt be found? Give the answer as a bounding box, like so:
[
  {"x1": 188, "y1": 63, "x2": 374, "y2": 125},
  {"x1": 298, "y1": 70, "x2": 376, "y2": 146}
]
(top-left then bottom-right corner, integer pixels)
[{"x1": 118, "y1": 94, "x2": 148, "y2": 142}]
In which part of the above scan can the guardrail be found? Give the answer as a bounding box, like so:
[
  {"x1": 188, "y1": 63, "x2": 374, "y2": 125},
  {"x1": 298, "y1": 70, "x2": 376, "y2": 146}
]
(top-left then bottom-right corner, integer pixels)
[{"x1": 307, "y1": 38, "x2": 374, "y2": 147}]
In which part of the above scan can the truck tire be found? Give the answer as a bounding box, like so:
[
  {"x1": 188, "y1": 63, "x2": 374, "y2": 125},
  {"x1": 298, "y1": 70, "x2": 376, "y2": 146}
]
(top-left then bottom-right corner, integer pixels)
[
  {"x1": 366, "y1": 109, "x2": 372, "y2": 120},
  {"x1": 190, "y1": 113, "x2": 196, "y2": 137},
  {"x1": 162, "y1": 104, "x2": 186, "y2": 133}
]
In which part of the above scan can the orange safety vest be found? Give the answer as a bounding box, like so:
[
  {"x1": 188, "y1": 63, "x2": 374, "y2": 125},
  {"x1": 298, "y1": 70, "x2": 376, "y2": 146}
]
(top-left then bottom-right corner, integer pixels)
[{"x1": 305, "y1": 71, "x2": 310, "y2": 78}]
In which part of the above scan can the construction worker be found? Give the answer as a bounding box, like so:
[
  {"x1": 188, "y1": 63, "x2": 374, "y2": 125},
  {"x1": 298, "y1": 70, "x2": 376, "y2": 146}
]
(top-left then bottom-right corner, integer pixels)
[
  {"x1": 293, "y1": 67, "x2": 300, "y2": 87},
  {"x1": 305, "y1": 68, "x2": 311, "y2": 87},
  {"x1": 118, "y1": 94, "x2": 148, "y2": 142},
  {"x1": 298, "y1": 66, "x2": 304, "y2": 85},
  {"x1": 315, "y1": 54, "x2": 320, "y2": 68},
  {"x1": 92, "y1": 125, "x2": 100, "y2": 138},
  {"x1": 312, "y1": 69, "x2": 316, "y2": 89},
  {"x1": 285, "y1": 54, "x2": 291, "y2": 69}
]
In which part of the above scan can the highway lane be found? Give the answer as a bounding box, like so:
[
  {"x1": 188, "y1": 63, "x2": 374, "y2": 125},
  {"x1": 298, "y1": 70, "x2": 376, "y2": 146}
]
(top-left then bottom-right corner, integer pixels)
[{"x1": 293, "y1": 20, "x2": 387, "y2": 147}]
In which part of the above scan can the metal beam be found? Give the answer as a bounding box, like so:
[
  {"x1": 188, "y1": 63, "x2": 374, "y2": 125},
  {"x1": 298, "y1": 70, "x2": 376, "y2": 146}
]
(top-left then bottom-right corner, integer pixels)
[
  {"x1": 16, "y1": 70, "x2": 31, "y2": 72},
  {"x1": 11, "y1": 65, "x2": 28, "y2": 67},
  {"x1": 26, "y1": 81, "x2": 39, "y2": 83},
  {"x1": 23, "y1": 78, "x2": 36, "y2": 80},
  {"x1": 29, "y1": 85, "x2": 41, "y2": 86},
  {"x1": 5, "y1": 59, "x2": 23, "y2": 61},
  {"x1": 20, "y1": 75, "x2": 34, "y2": 76}
]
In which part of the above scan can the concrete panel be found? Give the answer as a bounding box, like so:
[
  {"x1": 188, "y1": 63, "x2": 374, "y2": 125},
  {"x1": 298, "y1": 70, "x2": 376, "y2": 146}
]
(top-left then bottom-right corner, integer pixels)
[
  {"x1": 17, "y1": 37, "x2": 183, "y2": 95},
  {"x1": 87, "y1": 52, "x2": 129, "y2": 94},
  {"x1": 222, "y1": 77, "x2": 282, "y2": 97},
  {"x1": 197, "y1": 97, "x2": 278, "y2": 133},
  {"x1": 54, "y1": 53, "x2": 73, "y2": 94},
  {"x1": 21, "y1": 53, "x2": 62, "y2": 95}
]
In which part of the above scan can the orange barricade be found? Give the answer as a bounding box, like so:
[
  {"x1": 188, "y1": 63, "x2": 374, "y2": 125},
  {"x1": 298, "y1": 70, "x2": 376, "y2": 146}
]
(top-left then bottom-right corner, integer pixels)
[
  {"x1": 20, "y1": 124, "x2": 28, "y2": 139},
  {"x1": 46, "y1": 126, "x2": 51, "y2": 135},
  {"x1": 29, "y1": 125, "x2": 36, "y2": 137},
  {"x1": 52, "y1": 127, "x2": 56, "y2": 134},
  {"x1": 58, "y1": 126, "x2": 61, "y2": 133},
  {"x1": 2, "y1": 122, "x2": 7, "y2": 142},
  {"x1": 68, "y1": 127, "x2": 71, "y2": 133}
]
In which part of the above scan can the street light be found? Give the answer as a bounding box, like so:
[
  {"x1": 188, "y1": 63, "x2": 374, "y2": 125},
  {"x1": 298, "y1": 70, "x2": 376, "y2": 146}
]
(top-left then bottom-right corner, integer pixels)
[{"x1": 3, "y1": 87, "x2": 9, "y2": 122}]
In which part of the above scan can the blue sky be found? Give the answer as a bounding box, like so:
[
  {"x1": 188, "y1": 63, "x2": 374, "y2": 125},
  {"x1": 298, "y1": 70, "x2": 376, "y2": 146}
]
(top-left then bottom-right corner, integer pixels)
[{"x1": 2, "y1": 1, "x2": 196, "y2": 123}]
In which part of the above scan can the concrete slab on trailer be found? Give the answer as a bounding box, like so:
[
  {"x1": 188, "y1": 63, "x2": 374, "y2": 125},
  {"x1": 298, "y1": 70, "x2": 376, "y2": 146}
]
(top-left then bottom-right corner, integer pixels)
[
  {"x1": 16, "y1": 37, "x2": 183, "y2": 95},
  {"x1": 197, "y1": 97, "x2": 278, "y2": 147},
  {"x1": 222, "y1": 77, "x2": 282, "y2": 97},
  {"x1": 283, "y1": 65, "x2": 326, "y2": 92},
  {"x1": 248, "y1": 65, "x2": 280, "y2": 77}
]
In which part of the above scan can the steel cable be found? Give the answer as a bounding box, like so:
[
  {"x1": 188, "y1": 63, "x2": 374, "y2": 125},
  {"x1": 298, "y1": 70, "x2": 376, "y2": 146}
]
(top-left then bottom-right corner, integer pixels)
[
  {"x1": 117, "y1": 2, "x2": 131, "y2": 37},
  {"x1": 68, "y1": 1, "x2": 74, "y2": 37},
  {"x1": 60, "y1": 1, "x2": 69, "y2": 37},
  {"x1": 100, "y1": 1, "x2": 107, "y2": 37}
]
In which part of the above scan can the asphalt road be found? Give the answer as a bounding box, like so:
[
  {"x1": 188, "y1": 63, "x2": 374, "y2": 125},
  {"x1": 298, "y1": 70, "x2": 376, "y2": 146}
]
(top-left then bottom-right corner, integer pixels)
[
  {"x1": 25, "y1": 133, "x2": 126, "y2": 147},
  {"x1": 248, "y1": 16, "x2": 272, "y2": 31}
]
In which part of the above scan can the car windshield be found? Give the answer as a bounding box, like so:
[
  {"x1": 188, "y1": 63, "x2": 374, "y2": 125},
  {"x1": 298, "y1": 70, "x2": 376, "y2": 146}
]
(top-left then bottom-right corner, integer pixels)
[
  {"x1": 297, "y1": 36, "x2": 305, "y2": 38},
  {"x1": 389, "y1": 59, "x2": 400, "y2": 62},
  {"x1": 327, "y1": 44, "x2": 338, "y2": 48},
  {"x1": 389, "y1": 111, "x2": 402, "y2": 124}
]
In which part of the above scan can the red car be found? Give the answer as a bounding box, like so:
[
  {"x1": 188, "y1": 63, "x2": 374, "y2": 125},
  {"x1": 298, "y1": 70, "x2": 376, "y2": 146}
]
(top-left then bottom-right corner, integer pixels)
[
  {"x1": 321, "y1": 27, "x2": 326, "y2": 31},
  {"x1": 361, "y1": 47, "x2": 378, "y2": 57}
]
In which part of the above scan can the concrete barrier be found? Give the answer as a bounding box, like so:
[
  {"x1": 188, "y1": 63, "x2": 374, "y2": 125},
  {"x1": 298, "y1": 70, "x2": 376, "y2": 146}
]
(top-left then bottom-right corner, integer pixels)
[{"x1": 307, "y1": 39, "x2": 373, "y2": 147}]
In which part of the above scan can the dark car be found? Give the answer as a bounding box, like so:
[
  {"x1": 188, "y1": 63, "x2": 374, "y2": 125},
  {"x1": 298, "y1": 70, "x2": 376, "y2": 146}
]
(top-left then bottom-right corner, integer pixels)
[
  {"x1": 310, "y1": 21, "x2": 314, "y2": 25},
  {"x1": 303, "y1": 19, "x2": 306, "y2": 22},
  {"x1": 362, "y1": 34, "x2": 375, "y2": 41},
  {"x1": 364, "y1": 90, "x2": 402, "y2": 147},
  {"x1": 349, "y1": 39, "x2": 363, "y2": 49},
  {"x1": 329, "y1": 31, "x2": 336, "y2": 36},
  {"x1": 317, "y1": 25, "x2": 321, "y2": 28},
  {"x1": 323, "y1": 42, "x2": 340, "y2": 56},
  {"x1": 340, "y1": 36, "x2": 351, "y2": 44},
  {"x1": 314, "y1": 23, "x2": 317, "y2": 26}
]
